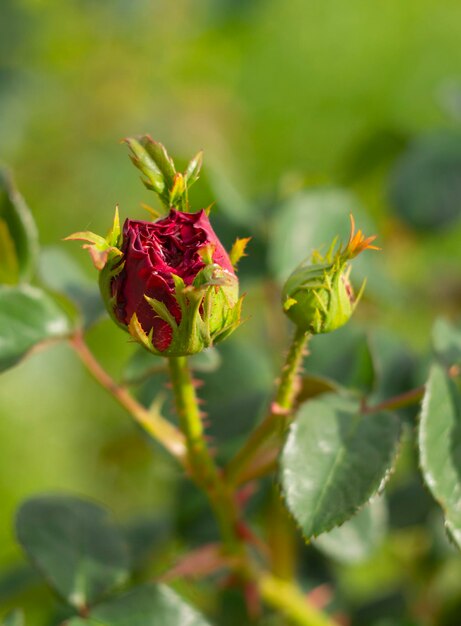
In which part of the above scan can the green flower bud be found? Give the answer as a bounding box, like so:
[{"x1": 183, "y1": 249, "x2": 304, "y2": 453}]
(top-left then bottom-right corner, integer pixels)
[{"x1": 282, "y1": 215, "x2": 379, "y2": 334}]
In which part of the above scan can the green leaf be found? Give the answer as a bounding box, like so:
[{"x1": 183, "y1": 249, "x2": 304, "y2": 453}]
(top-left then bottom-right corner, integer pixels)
[
  {"x1": 419, "y1": 365, "x2": 461, "y2": 548},
  {"x1": 388, "y1": 131, "x2": 461, "y2": 231},
  {"x1": 16, "y1": 495, "x2": 130, "y2": 611},
  {"x1": 91, "y1": 583, "x2": 211, "y2": 626},
  {"x1": 1, "y1": 610, "x2": 24, "y2": 626},
  {"x1": 0, "y1": 168, "x2": 38, "y2": 284},
  {"x1": 432, "y1": 317, "x2": 461, "y2": 367},
  {"x1": 280, "y1": 395, "x2": 400, "y2": 539},
  {"x1": 307, "y1": 324, "x2": 376, "y2": 394},
  {"x1": 0, "y1": 285, "x2": 72, "y2": 372},
  {"x1": 314, "y1": 496, "x2": 387, "y2": 564}
]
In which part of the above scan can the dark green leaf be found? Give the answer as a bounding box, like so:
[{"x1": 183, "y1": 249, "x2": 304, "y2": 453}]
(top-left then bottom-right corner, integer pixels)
[
  {"x1": 280, "y1": 395, "x2": 400, "y2": 538},
  {"x1": 0, "y1": 285, "x2": 72, "y2": 372},
  {"x1": 16, "y1": 495, "x2": 130, "y2": 610},
  {"x1": 367, "y1": 328, "x2": 417, "y2": 406},
  {"x1": 91, "y1": 583, "x2": 211, "y2": 626},
  {"x1": 432, "y1": 317, "x2": 461, "y2": 367},
  {"x1": 1, "y1": 610, "x2": 24, "y2": 626},
  {"x1": 0, "y1": 168, "x2": 38, "y2": 284},
  {"x1": 307, "y1": 324, "x2": 376, "y2": 394},
  {"x1": 314, "y1": 496, "x2": 387, "y2": 564},
  {"x1": 388, "y1": 131, "x2": 461, "y2": 231},
  {"x1": 0, "y1": 564, "x2": 40, "y2": 603},
  {"x1": 419, "y1": 365, "x2": 461, "y2": 548},
  {"x1": 122, "y1": 516, "x2": 171, "y2": 571}
]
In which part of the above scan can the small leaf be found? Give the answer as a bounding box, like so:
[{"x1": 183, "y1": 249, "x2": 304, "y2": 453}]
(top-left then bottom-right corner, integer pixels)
[
  {"x1": 16, "y1": 495, "x2": 130, "y2": 610},
  {"x1": 1, "y1": 609, "x2": 24, "y2": 626},
  {"x1": 0, "y1": 285, "x2": 72, "y2": 372},
  {"x1": 280, "y1": 395, "x2": 400, "y2": 539},
  {"x1": 314, "y1": 496, "x2": 387, "y2": 564},
  {"x1": 91, "y1": 583, "x2": 211, "y2": 626},
  {"x1": 419, "y1": 365, "x2": 461, "y2": 548},
  {"x1": 229, "y1": 237, "x2": 251, "y2": 267},
  {"x1": 0, "y1": 168, "x2": 39, "y2": 284}
]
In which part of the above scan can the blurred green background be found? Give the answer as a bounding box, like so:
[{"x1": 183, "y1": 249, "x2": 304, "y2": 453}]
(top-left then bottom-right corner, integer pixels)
[{"x1": 2, "y1": 1, "x2": 461, "y2": 624}]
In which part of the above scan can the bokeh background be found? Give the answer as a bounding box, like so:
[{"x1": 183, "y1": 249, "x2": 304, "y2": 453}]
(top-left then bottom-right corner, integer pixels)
[{"x1": 2, "y1": 1, "x2": 461, "y2": 624}]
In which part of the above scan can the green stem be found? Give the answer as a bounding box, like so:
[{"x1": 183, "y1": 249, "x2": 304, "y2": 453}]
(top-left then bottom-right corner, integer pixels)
[
  {"x1": 259, "y1": 574, "x2": 338, "y2": 626},
  {"x1": 276, "y1": 327, "x2": 310, "y2": 410},
  {"x1": 167, "y1": 356, "x2": 241, "y2": 553},
  {"x1": 225, "y1": 327, "x2": 309, "y2": 485}
]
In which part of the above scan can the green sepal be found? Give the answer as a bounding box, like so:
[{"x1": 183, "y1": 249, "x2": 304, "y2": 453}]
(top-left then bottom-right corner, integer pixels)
[
  {"x1": 129, "y1": 265, "x2": 241, "y2": 357},
  {"x1": 106, "y1": 205, "x2": 121, "y2": 247},
  {"x1": 229, "y1": 237, "x2": 251, "y2": 267},
  {"x1": 124, "y1": 136, "x2": 208, "y2": 213},
  {"x1": 64, "y1": 230, "x2": 122, "y2": 271},
  {"x1": 169, "y1": 173, "x2": 186, "y2": 211},
  {"x1": 144, "y1": 296, "x2": 179, "y2": 330},
  {"x1": 124, "y1": 137, "x2": 170, "y2": 211},
  {"x1": 141, "y1": 136, "x2": 176, "y2": 187},
  {"x1": 185, "y1": 150, "x2": 204, "y2": 187}
]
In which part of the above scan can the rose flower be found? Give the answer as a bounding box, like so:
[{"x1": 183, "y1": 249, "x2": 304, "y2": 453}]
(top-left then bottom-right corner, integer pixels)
[{"x1": 66, "y1": 137, "x2": 247, "y2": 356}]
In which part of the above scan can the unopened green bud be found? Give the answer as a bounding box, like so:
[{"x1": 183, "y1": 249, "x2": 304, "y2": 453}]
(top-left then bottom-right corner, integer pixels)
[{"x1": 282, "y1": 215, "x2": 379, "y2": 335}]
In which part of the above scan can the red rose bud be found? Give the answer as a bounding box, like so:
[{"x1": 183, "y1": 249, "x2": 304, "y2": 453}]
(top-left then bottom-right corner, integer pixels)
[
  {"x1": 68, "y1": 207, "x2": 245, "y2": 356},
  {"x1": 282, "y1": 215, "x2": 379, "y2": 335}
]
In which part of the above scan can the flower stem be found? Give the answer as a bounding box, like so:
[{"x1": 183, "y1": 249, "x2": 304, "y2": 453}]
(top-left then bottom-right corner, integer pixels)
[
  {"x1": 225, "y1": 327, "x2": 309, "y2": 485},
  {"x1": 276, "y1": 327, "x2": 310, "y2": 410},
  {"x1": 70, "y1": 333, "x2": 188, "y2": 466},
  {"x1": 72, "y1": 334, "x2": 338, "y2": 625},
  {"x1": 259, "y1": 574, "x2": 338, "y2": 626},
  {"x1": 167, "y1": 356, "x2": 241, "y2": 553}
]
